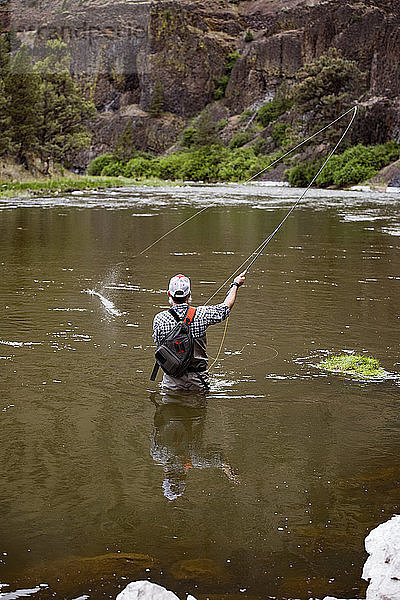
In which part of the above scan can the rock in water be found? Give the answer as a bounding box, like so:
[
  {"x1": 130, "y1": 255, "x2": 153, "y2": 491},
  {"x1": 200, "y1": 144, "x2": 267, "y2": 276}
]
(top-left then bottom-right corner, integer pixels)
[
  {"x1": 116, "y1": 580, "x2": 197, "y2": 600},
  {"x1": 388, "y1": 173, "x2": 400, "y2": 187},
  {"x1": 322, "y1": 515, "x2": 400, "y2": 600},
  {"x1": 362, "y1": 515, "x2": 400, "y2": 600},
  {"x1": 170, "y1": 557, "x2": 228, "y2": 584}
]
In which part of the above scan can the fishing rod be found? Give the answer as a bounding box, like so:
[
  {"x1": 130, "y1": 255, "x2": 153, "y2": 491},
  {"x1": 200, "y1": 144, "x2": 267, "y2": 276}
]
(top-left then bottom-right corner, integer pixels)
[
  {"x1": 206, "y1": 106, "x2": 358, "y2": 304},
  {"x1": 206, "y1": 106, "x2": 358, "y2": 369}
]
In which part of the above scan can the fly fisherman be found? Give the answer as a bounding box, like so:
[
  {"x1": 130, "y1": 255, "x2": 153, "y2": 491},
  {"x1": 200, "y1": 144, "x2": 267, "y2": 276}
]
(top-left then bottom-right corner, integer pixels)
[{"x1": 152, "y1": 272, "x2": 246, "y2": 392}]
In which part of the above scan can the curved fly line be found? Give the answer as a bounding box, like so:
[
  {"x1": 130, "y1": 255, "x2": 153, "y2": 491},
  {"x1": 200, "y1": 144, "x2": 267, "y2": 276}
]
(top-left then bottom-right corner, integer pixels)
[
  {"x1": 135, "y1": 107, "x2": 358, "y2": 371},
  {"x1": 206, "y1": 106, "x2": 358, "y2": 369},
  {"x1": 134, "y1": 107, "x2": 358, "y2": 261}
]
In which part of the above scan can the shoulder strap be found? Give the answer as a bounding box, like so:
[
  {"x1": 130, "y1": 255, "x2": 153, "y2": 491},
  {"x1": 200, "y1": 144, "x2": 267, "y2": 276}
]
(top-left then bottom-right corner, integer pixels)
[
  {"x1": 150, "y1": 362, "x2": 160, "y2": 381},
  {"x1": 168, "y1": 307, "x2": 181, "y2": 323},
  {"x1": 184, "y1": 306, "x2": 196, "y2": 324},
  {"x1": 169, "y1": 306, "x2": 196, "y2": 324}
]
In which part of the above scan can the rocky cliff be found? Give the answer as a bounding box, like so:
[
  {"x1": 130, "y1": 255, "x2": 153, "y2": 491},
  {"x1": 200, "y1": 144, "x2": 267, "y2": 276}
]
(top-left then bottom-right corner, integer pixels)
[{"x1": 2, "y1": 0, "x2": 400, "y2": 165}]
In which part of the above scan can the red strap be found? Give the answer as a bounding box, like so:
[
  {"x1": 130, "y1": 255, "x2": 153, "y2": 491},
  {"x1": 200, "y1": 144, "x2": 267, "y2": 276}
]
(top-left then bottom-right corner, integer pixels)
[{"x1": 184, "y1": 306, "x2": 196, "y2": 324}]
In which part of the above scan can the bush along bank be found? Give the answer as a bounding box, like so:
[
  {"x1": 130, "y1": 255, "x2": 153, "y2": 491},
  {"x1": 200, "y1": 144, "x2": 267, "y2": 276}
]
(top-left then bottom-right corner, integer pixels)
[
  {"x1": 87, "y1": 141, "x2": 400, "y2": 187},
  {"x1": 286, "y1": 142, "x2": 400, "y2": 188},
  {"x1": 87, "y1": 146, "x2": 280, "y2": 183}
]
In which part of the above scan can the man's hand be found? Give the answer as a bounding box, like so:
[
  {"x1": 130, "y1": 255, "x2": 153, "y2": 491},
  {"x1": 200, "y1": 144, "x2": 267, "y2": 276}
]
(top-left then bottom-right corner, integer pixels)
[{"x1": 234, "y1": 272, "x2": 246, "y2": 287}]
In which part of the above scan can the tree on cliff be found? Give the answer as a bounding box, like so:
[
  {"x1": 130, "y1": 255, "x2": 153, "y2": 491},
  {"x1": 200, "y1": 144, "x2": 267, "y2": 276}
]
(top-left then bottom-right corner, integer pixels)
[
  {"x1": 293, "y1": 48, "x2": 365, "y2": 122},
  {"x1": 115, "y1": 122, "x2": 135, "y2": 161},
  {"x1": 33, "y1": 40, "x2": 96, "y2": 173},
  {"x1": 149, "y1": 80, "x2": 164, "y2": 118},
  {"x1": 0, "y1": 32, "x2": 12, "y2": 157},
  {"x1": 6, "y1": 45, "x2": 41, "y2": 166},
  {"x1": 194, "y1": 109, "x2": 219, "y2": 147}
]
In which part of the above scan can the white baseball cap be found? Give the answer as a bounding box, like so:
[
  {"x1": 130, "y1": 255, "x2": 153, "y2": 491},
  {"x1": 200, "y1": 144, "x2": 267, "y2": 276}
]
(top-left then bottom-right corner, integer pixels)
[{"x1": 168, "y1": 274, "x2": 191, "y2": 299}]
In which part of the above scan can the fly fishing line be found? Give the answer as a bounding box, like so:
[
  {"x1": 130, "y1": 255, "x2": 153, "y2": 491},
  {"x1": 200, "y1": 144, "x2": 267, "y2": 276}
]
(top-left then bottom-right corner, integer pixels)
[
  {"x1": 134, "y1": 206, "x2": 210, "y2": 257},
  {"x1": 207, "y1": 106, "x2": 358, "y2": 369},
  {"x1": 206, "y1": 106, "x2": 358, "y2": 304},
  {"x1": 133, "y1": 107, "x2": 358, "y2": 259}
]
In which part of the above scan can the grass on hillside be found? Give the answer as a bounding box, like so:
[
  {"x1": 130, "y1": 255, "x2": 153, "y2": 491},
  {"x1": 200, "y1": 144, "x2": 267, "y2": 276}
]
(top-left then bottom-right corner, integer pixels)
[{"x1": 317, "y1": 354, "x2": 387, "y2": 379}]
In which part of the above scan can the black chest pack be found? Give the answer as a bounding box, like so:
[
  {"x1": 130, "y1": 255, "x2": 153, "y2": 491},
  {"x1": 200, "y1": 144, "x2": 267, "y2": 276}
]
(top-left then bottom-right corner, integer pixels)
[{"x1": 150, "y1": 306, "x2": 196, "y2": 381}]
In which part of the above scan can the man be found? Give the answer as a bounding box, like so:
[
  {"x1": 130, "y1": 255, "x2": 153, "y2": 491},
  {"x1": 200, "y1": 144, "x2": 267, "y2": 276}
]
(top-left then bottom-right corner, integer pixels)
[{"x1": 152, "y1": 272, "x2": 246, "y2": 391}]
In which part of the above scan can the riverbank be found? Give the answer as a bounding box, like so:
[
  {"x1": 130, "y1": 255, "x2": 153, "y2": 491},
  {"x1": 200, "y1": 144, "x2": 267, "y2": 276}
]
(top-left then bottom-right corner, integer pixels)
[
  {"x1": 0, "y1": 175, "x2": 176, "y2": 198},
  {"x1": 0, "y1": 153, "x2": 400, "y2": 198}
]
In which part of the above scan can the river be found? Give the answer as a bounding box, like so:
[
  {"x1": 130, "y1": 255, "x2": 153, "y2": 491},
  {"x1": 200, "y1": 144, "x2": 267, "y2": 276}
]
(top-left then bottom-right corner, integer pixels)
[{"x1": 0, "y1": 183, "x2": 399, "y2": 600}]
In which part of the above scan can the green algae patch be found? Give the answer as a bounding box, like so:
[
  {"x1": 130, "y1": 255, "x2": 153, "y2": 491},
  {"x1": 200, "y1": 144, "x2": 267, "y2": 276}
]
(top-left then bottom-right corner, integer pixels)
[{"x1": 318, "y1": 354, "x2": 387, "y2": 379}]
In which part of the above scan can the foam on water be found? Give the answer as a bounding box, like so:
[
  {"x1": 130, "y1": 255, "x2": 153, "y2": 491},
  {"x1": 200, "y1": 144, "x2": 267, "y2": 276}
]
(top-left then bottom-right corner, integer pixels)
[
  {"x1": 84, "y1": 289, "x2": 123, "y2": 317},
  {"x1": 2, "y1": 182, "x2": 400, "y2": 213},
  {"x1": 0, "y1": 340, "x2": 40, "y2": 348},
  {"x1": 381, "y1": 226, "x2": 400, "y2": 236}
]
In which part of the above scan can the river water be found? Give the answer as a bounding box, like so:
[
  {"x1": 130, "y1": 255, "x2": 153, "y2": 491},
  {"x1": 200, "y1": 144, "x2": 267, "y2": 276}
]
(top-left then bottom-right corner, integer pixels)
[{"x1": 0, "y1": 183, "x2": 399, "y2": 600}]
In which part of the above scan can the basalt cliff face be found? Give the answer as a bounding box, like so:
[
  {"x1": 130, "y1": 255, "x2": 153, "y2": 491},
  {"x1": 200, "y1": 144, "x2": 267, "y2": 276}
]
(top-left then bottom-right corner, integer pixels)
[{"x1": 2, "y1": 0, "x2": 400, "y2": 165}]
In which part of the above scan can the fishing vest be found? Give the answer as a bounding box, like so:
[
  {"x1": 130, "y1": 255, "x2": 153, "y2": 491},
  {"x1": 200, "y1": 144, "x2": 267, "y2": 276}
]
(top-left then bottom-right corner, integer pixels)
[{"x1": 150, "y1": 306, "x2": 198, "y2": 381}]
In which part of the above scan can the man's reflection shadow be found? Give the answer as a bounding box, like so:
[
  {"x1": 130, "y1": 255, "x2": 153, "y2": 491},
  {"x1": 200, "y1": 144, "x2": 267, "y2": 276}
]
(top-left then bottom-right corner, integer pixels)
[{"x1": 150, "y1": 391, "x2": 239, "y2": 501}]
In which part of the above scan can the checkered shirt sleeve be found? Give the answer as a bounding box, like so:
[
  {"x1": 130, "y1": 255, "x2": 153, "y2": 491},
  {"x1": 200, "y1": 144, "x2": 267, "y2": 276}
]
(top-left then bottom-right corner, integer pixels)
[{"x1": 152, "y1": 303, "x2": 230, "y2": 346}]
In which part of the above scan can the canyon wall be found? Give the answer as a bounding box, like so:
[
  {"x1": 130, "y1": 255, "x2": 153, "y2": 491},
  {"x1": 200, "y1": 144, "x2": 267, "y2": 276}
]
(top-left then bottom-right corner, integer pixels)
[{"x1": 2, "y1": 0, "x2": 400, "y2": 163}]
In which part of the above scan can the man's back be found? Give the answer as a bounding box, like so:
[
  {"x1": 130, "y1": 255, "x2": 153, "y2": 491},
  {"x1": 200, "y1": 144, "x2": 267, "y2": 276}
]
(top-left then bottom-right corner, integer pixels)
[
  {"x1": 152, "y1": 302, "x2": 229, "y2": 347},
  {"x1": 151, "y1": 272, "x2": 245, "y2": 391}
]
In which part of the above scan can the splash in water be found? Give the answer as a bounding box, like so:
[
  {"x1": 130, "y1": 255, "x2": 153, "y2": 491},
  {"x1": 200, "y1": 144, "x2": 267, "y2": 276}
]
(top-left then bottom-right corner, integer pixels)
[{"x1": 84, "y1": 289, "x2": 123, "y2": 317}]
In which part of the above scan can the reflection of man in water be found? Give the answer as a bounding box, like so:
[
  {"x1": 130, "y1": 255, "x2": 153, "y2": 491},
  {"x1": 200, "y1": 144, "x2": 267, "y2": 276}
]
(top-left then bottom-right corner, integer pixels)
[
  {"x1": 150, "y1": 393, "x2": 239, "y2": 501},
  {"x1": 152, "y1": 272, "x2": 245, "y2": 392}
]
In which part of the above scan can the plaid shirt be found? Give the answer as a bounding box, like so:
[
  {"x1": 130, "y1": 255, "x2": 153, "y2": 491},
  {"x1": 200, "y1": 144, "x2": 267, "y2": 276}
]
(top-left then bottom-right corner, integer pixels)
[{"x1": 153, "y1": 302, "x2": 230, "y2": 346}]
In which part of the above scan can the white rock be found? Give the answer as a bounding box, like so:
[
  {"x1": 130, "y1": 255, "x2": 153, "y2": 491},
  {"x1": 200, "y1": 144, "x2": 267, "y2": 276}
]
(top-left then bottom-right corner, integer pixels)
[
  {"x1": 321, "y1": 597, "x2": 358, "y2": 600},
  {"x1": 349, "y1": 185, "x2": 371, "y2": 192},
  {"x1": 362, "y1": 514, "x2": 400, "y2": 600},
  {"x1": 116, "y1": 580, "x2": 196, "y2": 600}
]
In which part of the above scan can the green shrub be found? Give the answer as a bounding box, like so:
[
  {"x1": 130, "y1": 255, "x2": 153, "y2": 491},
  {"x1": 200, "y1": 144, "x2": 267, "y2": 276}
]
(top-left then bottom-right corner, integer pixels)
[
  {"x1": 271, "y1": 122, "x2": 290, "y2": 146},
  {"x1": 214, "y1": 74, "x2": 230, "y2": 100},
  {"x1": 124, "y1": 156, "x2": 157, "y2": 178},
  {"x1": 157, "y1": 152, "x2": 188, "y2": 180},
  {"x1": 286, "y1": 160, "x2": 321, "y2": 187},
  {"x1": 87, "y1": 153, "x2": 116, "y2": 176},
  {"x1": 217, "y1": 147, "x2": 259, "y2": 181},
  {"x1": 251, "y1": 137, "x2": 269, "y2": 155},
  {"x1": 101, "y1": 161, "x2": 125, "y2": 176},
  {"x1": 227, "y1": 51, "x2": 240, "y2": 71},
  {"x1": 214, "y1": 51, "x2": 240, "y2": 100},
  {"x1": 229, "y1": 130, "x2": 253, "y2": 149},
  {"x1": 216, "y1": 118, "x2": 228, "y2": 131},
  {"x1": 149, "y1": 80, "x2": 164, "y2": 118},
  {"x1": 180, "y1": 147, "x2": 226, "y2": 181},
  {"x1": 316, "y1": 142, "x2": 400, "y2": 187},
  {"x1": 257, "y1": 95, "x2": 293, "y2": 127},
  {"x1": 239, "y1": 109, "x2": 254, "y2": 123},
  {"x1": 244, "y1": 29, "x2": 254, "y2": 42},
  {"x1": 293, "y1": 48, "x2": 365, "y2": 120},
  {"x1": 286, "y1": 142, "x2": 400, "y2": 188},
  {"x1": 181, "y1": 128, "x2": 197, "y2": 148}
]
